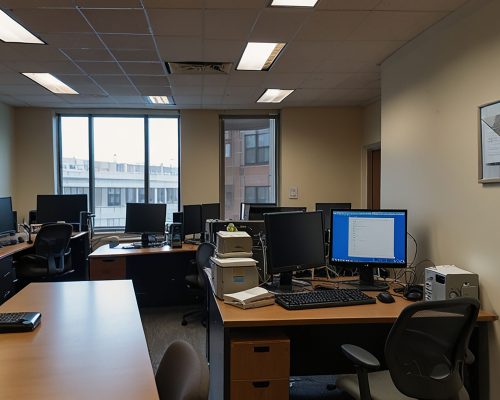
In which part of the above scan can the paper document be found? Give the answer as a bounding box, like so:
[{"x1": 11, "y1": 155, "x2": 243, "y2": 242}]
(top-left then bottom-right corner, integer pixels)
[{"x1": 223, "y1": 286, "x2": 274, "y2": 309}]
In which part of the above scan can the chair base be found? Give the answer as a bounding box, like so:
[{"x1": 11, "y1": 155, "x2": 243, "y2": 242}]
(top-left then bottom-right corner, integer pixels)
[{"x1": 181, "y1": 308, "x2": 206, "y2": 327}]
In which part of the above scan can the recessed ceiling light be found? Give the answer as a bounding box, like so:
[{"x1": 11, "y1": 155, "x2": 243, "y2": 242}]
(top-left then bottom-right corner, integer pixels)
[
  {"x1": 257, "y1": 89, "x2": 294, "y2": 103},
  {"x1": 0, "y1": 10, "x2": 45, "y2": 44},
  {"x1": 237, "y1": 42, "x2": 286, "y2": 71},
  {"x1": 22, "y1": 73, "x2": 78, "y2": 94},
  {"x1": 146, "y1": 96, "x2": 174, "y2": 105},
  {"x1": 270, "y1": 0, "x2": 318, "y2": 7}
]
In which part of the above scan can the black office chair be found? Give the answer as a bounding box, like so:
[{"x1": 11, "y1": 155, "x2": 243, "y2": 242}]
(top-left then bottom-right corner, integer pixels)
[
  {"x1": 181, "y1": 242, "x2": 215, "y2": 326},
  {"x1": 336, "y1": 297, "x2": 480, "y2": 400},
  {"x1": 155, "y1": 340, "x2": 209, "y2": 400},
  {"x1": 15, "y1": 223, "x2": 73, "y2": 283}
]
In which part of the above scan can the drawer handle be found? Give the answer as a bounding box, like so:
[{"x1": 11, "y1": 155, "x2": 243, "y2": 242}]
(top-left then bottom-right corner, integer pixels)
[
  {"x1": 253, "y1": 346, "x2": 270, "y2": 353},
  {"x1": 252, "y1": 381, "x2": 270, "y2": 388},
  {"x1": 102, "y1": 258, "x2": 117, "y2": 263}
]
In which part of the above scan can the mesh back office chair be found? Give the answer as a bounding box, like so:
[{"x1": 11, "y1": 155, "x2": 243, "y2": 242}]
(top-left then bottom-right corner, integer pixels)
[
  {"x1": 336, "y1": 298, "x2": 480, "y2": 400},
  {"x1": 15, "y1": 223, "x2": 73, "y2": 281},
  {"x1": 155, "y1": 340, "x2": 209, "y2": 400},
  {"x1": 181, "y1": 242, "x2": 215, "y2": 326}
]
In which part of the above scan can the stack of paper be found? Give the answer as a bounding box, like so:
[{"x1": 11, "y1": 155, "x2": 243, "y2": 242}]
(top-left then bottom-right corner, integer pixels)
[{"x1": 223, "y1": 287, "x2": 274, "y2": 309}]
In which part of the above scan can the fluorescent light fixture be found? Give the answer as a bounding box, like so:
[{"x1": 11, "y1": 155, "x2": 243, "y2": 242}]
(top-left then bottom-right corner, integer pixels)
[
  {"x1": 237, "y1": 42, "x2": 286, "y2": 71},
  {"x1": 22, "y1": 73, "x2": 78, "y2": 94},
  {"x1": 146, "y1": 96, "x2": 173, "y2": 105},
  {"x1": 0, "y1": 10, "x2": 44, "y2": 44},
  {"x1": 257, "y1": 89, "x2": 294, "y2": 103},
  {"x1": 270, "y1": 0, "x2": 318, "y2": 7}
]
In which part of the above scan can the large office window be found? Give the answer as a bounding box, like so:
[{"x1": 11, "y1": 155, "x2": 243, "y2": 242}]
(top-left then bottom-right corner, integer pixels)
[
  {"x1": 221, "y1": 117, "x2": 278, "y2": 220},
  {"x1": 59, "y1": 115, "x2": 179, "y2": 229}
]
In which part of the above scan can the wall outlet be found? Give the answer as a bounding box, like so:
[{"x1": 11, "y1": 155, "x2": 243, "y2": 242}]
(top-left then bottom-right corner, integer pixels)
[{"x1": 289, "y1": 186, "x2": 298, "y2": 199}]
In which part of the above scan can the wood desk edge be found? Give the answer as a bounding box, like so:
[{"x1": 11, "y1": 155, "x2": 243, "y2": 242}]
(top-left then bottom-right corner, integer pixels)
[{"x1": 89, "y1": 242, "x2": 198, "y2": 258}]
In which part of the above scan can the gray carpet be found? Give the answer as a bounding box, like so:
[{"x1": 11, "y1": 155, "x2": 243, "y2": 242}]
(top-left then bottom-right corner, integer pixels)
[{"x1": 140, "y1": 306, "x2": 353, "y2": 399}]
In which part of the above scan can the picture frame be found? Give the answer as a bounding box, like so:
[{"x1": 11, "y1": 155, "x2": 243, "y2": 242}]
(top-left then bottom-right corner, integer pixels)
[{"x1": 479, "y1": 100, "x2": 500, "y2": 183}]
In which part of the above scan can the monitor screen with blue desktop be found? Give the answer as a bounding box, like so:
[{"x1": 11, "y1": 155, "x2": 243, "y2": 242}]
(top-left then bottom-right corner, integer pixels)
[{"x1": 330, "y1": 209, "x2": 407, "y2": 291}]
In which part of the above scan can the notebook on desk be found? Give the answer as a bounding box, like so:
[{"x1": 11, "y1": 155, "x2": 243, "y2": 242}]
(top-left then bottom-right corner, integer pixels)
[{"x1": 0, "y1": 312, "x2": 41, "y2": 333}]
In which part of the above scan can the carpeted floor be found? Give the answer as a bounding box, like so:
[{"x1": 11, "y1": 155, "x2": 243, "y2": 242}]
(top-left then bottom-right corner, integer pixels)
[{"x1": 140, "y1": 306, "x2": 353, "y2": 399}]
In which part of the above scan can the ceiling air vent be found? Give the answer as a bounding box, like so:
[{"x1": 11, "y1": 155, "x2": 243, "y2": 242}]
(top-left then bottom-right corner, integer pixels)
[{"x1": 165, "y1": 61, "x2": 232, "y2": 74}]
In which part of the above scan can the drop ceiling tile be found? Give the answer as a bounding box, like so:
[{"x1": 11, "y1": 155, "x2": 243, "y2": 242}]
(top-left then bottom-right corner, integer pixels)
[
  {"x1": 203, "y1": 40, "x2": 244, "y2": 62},
  {"x1": 38, "y1": 33, "x2": 103, "y2": 48},
  {"x1": 0, "y1": 44, "x2": 66, "y2": 62},
  {"x1": 120, "y1": 62, "x2": 165, "y2": 75},
  {"x1": 12, "y1": 9, "x2": 92, "y2": 33},
  {"x1": 284, "y1": 88, "x2": 324, "y2": 102},
  {"x1": 0, "y1": 65, "x2": 13, "y2": 73},
  {"x1": 129, "y1": 75, "x2": 169, "y2": 86},
  {"x1": 0, "y1": 73, "x2": 33, "y2": 85},
  {"x1": 149, "y1": 9, "x2": 203, "y2": 36},
  {"x1": 375, "y1": 0, "x2": 467, "y2": 11},
  {"x1": 167, "y1": 74, "x2": 203, "y2": 86},
  {"x1": 202, "y1": 86, "x2": 225, "y2": 96},
  {"x1": 301, "y1": 72, "x2": 351, "y2": 89},
  {"x1": 270, "y1": 41, "x2": 332, "y2": 73},
  {"x1": 202, "y1": 95, "x2": 223, "y2": 105},
  {"x1": 143, "y1": 0, "x2": 203, "y2": 7},
  {"x1": 77, "y1": 62, "x2": 123, "y2": 74},
  {"x1": 204, "y1": 9, "x2": 259, "y2": 40},
  {"x1": 76, "y1": 0, "x2": 142, "y2": 7},
  {"x1": 334, "y1": 72, "x2": 380, "y2": 89},
  {"x1": 227, "y1": 71, "x2": 265, "y2": 87},
  {"x1": 4, "y1": 61, "x2": 82, "y2": 74},
  {"x1": 205, "y1": 0, "x2": 267, "y2": 8},
  {"x1": 0, "y1": 0, "x2": 74, "y2": 8},
  {"x1": 249, "y1": 9, "x2": 309, "y2": 42},
  {"x1": 109, "y1": 95, "x2": 145, "y2": 104},
  {"x1": 112, "y1": 50, "x2": 159, "y2": 62},
  {"x1": 83, "y1": 9, "x2": 150, "y2": 34},
  {"x1": 296, "y1": 11, "x2": 369, "y2": 41},
  {"x1": 224, "y1": 86, "x2": 261, "y2": 97},
  {"x1": 326, "y1": 40, "x2": 405, "y2": 62},
  {"x1": 63, "y1": 48, "x2": 114, "y2": 62},
  {"x1": 156, "y1": 37, "x2": 203, "y2": 61},
  {"x1": 317, "y1": 0, "x2": 380, "y2": 10},
  {"x1": 0, "y1": 94, "x2": 28, "y2": 106},
  {"x1": 91, "y1": 74, "x2": 130, "y2": 85},
  {"x1": 69, "y1": 83, "x2": 107, "y2": 95},
  {"x1": 135, "y1": 85, "x2": 172, "y2": 96},
  {"x1": 98, "y1": 85, "x2": 138, "y2": 95},
  {"x1": 63, "y1": 95, "x2": 116, "y2": 104},
  {"x1": 57, "y1": 75, "x2": 95, "y2": 86},
  {"x1": 171, "y1": 95, "x2": 201, "y2": 105},
  {"x1": 348, "y1": 11, "x2": 447, "y2": 41},
  {"x1": 262, "y1": 72, "x2": 306, "y2": 88},
  {"x1": 201, "y1": 74, "x2": 228, "y2": 86},
  {"x1": 100, "y1": 34, "x2": 155, "y2": 50},
  {"x1": 172, "y1": 86, "x2": 202, "y2": 96},
  {"x1": 314, "y1": 58, "x2": 381, "y2": 73},
  {"x1": 0, "y1": 84, "x2": 52, "y2": 95},
  {"x1": 15, "y1": 94, "x2": 69, "y2": 104}
]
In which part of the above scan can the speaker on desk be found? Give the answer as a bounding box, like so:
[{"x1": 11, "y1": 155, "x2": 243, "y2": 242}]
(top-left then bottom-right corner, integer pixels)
[
  {"x1": 79, "y1": 211, "x2": 90, "y2": 232},
  {"x1": 12, "y1": 211, "x2": 17, "y2": 233},
  {"x1": 168, "y1": 223, "x2": 183, "y2": 248},
  {"x1": 29, "y1": 210, "x2": 37, "y2": 225}
]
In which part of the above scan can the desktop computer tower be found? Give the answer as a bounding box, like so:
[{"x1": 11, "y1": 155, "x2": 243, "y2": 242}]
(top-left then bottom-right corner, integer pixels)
[
  {"x1": 424, "y1": 265, "x2": 479, "y2": 301},
  {"x1": 167, "y1": 223, "x2": 182, "y2": 248}
]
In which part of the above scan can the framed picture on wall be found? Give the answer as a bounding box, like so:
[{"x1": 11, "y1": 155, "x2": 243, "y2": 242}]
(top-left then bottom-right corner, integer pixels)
[{"x1": 479, "y1": 100, "x2": 500, "y2": 183}]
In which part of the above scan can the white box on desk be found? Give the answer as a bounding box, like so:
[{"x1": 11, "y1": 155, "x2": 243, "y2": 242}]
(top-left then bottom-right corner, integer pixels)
[
  {"x1": 211, "y1": 256, "x2": 259, "y2": 299},
  {"x1": 216, "y1": 231, "x2": 253, "y2": 254}
]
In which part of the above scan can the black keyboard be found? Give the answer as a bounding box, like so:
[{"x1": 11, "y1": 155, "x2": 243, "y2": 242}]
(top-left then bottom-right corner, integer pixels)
[
  {"x1": 0, "y1": 239, "x2": 17, "y2": 247},
  {"x1": 0, "y1": 312, "x2": 42, "y2": 333},
  {"x1": 275, "y1": 288, "x2": 376, "y2": 310}
]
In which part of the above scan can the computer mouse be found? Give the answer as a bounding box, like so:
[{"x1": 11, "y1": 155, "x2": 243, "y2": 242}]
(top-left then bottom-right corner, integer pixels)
[
  {"x1": 377, "y1": 291, "x2": 395, "y2": 303},
  {"x1": 405, "y1": 291, "x2": 423, "y2": 301},
  {"x1": 18, "y1": 236, "x2": 25, "y2": 243}
]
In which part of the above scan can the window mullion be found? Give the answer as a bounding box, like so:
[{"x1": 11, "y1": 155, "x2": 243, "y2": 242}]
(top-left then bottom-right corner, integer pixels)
[
  {"x1": 89, "y1": 115, "x2": 95, "y2": 213},
  {"x1": 144, "y1": 116, "x2": 149, "y2": 203}
]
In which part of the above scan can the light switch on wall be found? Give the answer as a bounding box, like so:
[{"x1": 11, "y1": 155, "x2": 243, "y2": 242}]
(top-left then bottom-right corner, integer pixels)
[{"x1": 289, "y1": 187, "x2": 298, "y2": 199}]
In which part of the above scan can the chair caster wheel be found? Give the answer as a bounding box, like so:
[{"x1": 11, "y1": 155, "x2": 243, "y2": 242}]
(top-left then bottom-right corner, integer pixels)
[{"x1": 181, "y1": 320, "x2": 187, "y2": 326}]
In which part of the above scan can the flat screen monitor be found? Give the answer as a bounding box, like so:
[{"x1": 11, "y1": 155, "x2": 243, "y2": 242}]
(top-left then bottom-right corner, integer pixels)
[
  {"x1": 330, "y1": 209, "x2": 407, "y2": 291},
  {"x1": 240, "y1": 203, "x2": 275, "y2": 220},
  {"x1": 315, "y1": 202, "x2": 351, "y2": 231},
  {"x1": 264, "y1": 211, "x2": 325, "y2": 290},
  {"x1": 36, "y1": 194, "x2": 88, "y2": 226},
  {"x1": 0, "y1": 197, "x2": 14, "y2": 236},
  {"x1": 202, "y1": 203, "x2": 220, "y2": 227},
  {"x1": 183, "y1": 204, "x2": 202, "y2": 236},
  {"x1": 248, "y1": 205, "x2": 306, "y2": 220},
  {"x1": 125, "y1": 203, "x2": 166, "y2": 234}
]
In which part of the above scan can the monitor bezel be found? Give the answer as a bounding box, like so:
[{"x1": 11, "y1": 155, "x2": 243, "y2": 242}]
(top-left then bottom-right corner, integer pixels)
[
  {"x1": 124, "y1": 202, "x2": 167, "y2": 235},
  {"x1": 0, "y1": 196, "x2": 15, "y2": 236}
]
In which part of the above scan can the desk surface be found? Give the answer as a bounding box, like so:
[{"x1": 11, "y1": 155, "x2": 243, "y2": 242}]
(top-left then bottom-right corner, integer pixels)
[
  {"x1": 0, "y1": 281, "x2": 159, "y2": 400},
  {"x1": 0, "y1": 231, "x2": 88, "y2": 260},
  {"x1": 89, "y1": 242, "x2": 197, "y2": 258},
  {"x1": 214, "y1": 289, "x2": 498, "y2": 328}
]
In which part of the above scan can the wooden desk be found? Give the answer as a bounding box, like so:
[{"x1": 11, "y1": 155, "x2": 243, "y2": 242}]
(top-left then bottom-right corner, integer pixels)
[
  {"x1": 89, "y1": 243, "x2": 197, "y2": 306},
  {"x1": 208, "y1": 288, "x2": 497, "y2": 400},
  {"x1": 0, "y1": 281, "x2": 158, "y2": 400}
]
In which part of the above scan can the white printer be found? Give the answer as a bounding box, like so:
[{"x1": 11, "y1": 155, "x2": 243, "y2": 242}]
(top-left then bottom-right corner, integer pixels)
[{"x1": 424, "y1": 265, "x2": 479, "y2": 301}]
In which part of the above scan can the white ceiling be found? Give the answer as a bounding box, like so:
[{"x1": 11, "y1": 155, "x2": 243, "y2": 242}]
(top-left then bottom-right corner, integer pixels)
[{"x1": 0, "y1": 0, "x2": 467, "y2": 109}]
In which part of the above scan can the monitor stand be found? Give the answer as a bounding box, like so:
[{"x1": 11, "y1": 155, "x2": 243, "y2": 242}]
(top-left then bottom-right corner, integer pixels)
[
  {"x1": 264, "y1": 271, "x2": 310, "y2": 294},
  {"x1": 344, "y1": 267, "x2": 388, "y2": 291}
]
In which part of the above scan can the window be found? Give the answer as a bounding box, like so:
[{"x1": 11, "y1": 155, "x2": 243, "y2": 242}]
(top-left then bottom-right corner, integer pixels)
[
  {"x1": 59, "y1": 115, "x2": 179, "y2": 230},
  {"x1": 221, "y1": 117, "x2": 278, "y2": 220}
]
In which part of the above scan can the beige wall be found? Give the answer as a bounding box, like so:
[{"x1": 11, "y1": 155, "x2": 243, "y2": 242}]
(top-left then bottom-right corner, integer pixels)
[
  {"x1": 381, "y1": 0, "x2": 500, "y2": 395},
  {"x1": 0, "y1": 103, "x2": 14, "y2": 197},
  {"x1": 361, "y1": 101, "x2": 381, "y2": 207},
  {"x1": 280, "y1": 107, "x2": 363, "y2": 210}
]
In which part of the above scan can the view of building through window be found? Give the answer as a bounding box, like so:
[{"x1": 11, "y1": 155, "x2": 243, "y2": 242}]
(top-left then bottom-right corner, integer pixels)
[
  {"x1": 60, "y1": 116, "x2": 179, "y2": 229},
  {"x1": 222, "y1": 117, "x2": 277, "y2": 220}
]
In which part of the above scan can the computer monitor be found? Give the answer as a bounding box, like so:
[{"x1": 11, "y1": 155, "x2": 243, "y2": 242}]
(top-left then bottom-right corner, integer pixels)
[
  {"x1": 202, "y1": 203, "x2": 220, "y2": 226},
  {"x1": 183, "y1": 204, "x2": 202, "y2": 237},
  {"x1": 240, "y1": 203, "x2": 275, "y2": 220},
  {"x1": 330, "y1": 209, "x2": 407, "y2": 291},
  {"x1": 248, "y1": 205, "x2": 306, "y2": 220},
  {"x1": 264, "y1": 211, "x2": 325, "y2": 291},
  {"x1": 0, "y1": 197, "x2": 14, "y2": 237},
  {"x1": 36, "y1": 194, "x2": 88, "y2": 227},
  {"x1": 315, "y1": 202, "x2": 351, "y2": 231},
  {"x1": 125, "y1": 203, "x2": 166, "y2": 235}
]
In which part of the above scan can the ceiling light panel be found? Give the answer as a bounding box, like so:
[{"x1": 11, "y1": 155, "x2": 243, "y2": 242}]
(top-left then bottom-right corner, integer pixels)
[
  {"x1": 146, "y1": 95, "x2": 173, "y2": 105},
  {"x1": 22, "y1": 73, "x2": 78, "y2": 94},
  {"x1": 237, "y1": 42, "x2": 286, "y2": 71},
  {"x1": 257, "y1": 88, "x2": 294, "y2": 103},
  {"x1": 270, "y1": 0, "x2": 318, "y2": 7},
  {"x1": 0, "y1": 10, "x2": 44, "y2": 44}
]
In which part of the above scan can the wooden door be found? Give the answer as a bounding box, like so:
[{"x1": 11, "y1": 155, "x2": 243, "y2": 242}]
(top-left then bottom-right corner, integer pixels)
[{"x1": 367, "y1": 148, "x2": 381, "y2": 209}]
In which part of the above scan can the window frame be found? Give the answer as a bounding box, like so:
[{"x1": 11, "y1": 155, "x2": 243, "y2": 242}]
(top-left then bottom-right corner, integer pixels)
[{"x1": 57, "y1": 113, "x2": 180, "y2": 231}]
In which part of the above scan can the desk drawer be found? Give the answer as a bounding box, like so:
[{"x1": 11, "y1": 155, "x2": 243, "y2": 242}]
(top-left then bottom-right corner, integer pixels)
[
  {"x1": 90, "y1": 257, "x2": 126, "y2": 280},
  {"x1": 230, "y1": 379, "x2": 289, "y2": 400},
  {"x1": 230, "y1": 333, "x2": 290, "y2": 380}
]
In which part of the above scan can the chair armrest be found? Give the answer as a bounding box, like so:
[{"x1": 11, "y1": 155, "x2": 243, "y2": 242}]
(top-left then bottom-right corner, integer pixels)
[
  {"x1": 341, "y1": 344, "x2": 380, "y2": 371},
  {"x1": 465, "y1": 348, "x2": 475, "y2": 365}
]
